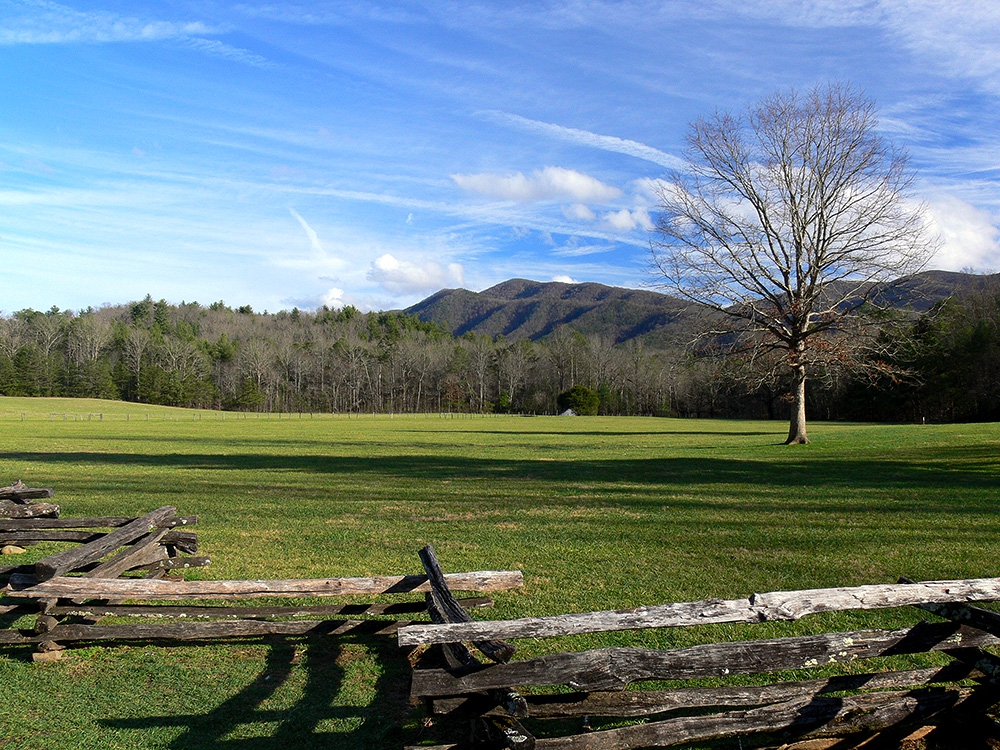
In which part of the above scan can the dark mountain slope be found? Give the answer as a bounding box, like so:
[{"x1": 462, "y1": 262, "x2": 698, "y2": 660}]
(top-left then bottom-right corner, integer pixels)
[
  {"x1": 407, "y1": 279, "x2": 702, "y2": 346},
  {"x1": 405, "y1": 271, "x2": 997, "y2": 348}
]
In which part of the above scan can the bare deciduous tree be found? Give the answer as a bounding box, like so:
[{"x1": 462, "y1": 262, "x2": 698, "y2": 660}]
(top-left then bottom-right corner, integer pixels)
[
  {"x1": 66, "y1": 313, "x2": 113, "y2": 366},
  {"x1": 0, "y1": 316, "x2": 25, "y2": 359},
  {"x1": 652, "y1": 83, "x2": 937, "y2": 444}
]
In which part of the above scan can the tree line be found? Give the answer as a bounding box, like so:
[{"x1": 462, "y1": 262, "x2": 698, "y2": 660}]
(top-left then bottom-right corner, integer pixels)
[{"x1": 0, "y1": 287, "x2": 997, "y2": 423}]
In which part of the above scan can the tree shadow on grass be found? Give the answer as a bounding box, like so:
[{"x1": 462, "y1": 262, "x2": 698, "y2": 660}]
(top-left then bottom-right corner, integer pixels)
[
  {"x1": 2, "y1": 449, "x2": 997, "y2": 495},
  {"x1": 99, "y1": 634, "x2": 415, "y2": 749}
]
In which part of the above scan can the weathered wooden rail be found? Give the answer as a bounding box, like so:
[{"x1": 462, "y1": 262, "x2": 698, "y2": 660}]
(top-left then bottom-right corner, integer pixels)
[
  {"x1": 0, "y1": 483, "x2": 523, "y2": 664},
  {"x1": 401, "y1": 572, "x2": 1000, "y2": 749}
]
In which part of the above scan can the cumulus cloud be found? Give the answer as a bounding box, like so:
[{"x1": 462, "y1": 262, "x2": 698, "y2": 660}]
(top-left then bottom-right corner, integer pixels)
[
  {"x1": 452, "y1": 166, "x2": 621, "y2": 203},
  {"x1": 564, "y1": 203, "x2": 596, "y2": 221},
  {"x1": 923, "y1": 194, "x2": 1000, "y2": 271},
  {"x1": 552, "y1": 274, "x2": 578, "y2": 284},
  {"x1": 322, "y1": 287, "x2": 346, "y2": 309},
  {"x1": 603, "y1": 208, "x2": 654, "y2": 232},
  {"x1": 367, "y1": 253, "x2": 465, "y2": 294}
]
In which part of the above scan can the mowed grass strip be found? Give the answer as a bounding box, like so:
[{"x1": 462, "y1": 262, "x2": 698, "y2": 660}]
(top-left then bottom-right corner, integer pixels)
[{"x1": 1, "y1": 396, "x2": 998, "y2": 748}]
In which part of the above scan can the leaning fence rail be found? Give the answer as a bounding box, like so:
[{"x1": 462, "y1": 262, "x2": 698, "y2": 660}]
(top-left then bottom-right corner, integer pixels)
[{"x1": 401, "y1": 571, "x2": 1000, "y2": 749}]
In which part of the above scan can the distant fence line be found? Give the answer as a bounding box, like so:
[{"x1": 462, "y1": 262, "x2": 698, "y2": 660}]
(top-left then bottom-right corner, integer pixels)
[{"x1": 3, "y1": 410, "x2": 539, "y2": 423}]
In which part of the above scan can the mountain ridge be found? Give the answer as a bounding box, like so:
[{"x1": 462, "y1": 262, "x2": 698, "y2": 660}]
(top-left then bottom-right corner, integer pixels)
[{"x1": 404, "y1": 271, "x2": 998, "y2": 347}]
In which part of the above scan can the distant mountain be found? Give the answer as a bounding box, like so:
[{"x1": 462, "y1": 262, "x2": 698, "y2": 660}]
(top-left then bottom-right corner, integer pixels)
[
  {"x1": 405, "y1": 271, "x2": 998, "y2": 347},
  {"x1": 406, "y1": 279, "x2": 703, "y2": 347},
  {"x1": 870, "y1": 269, "x2": 1000, "y2": 310}
]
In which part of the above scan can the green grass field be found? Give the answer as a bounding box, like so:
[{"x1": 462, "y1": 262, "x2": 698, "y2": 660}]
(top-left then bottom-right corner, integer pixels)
[{"x1": 1, "y1": 396, "x2": 999, "y2": 748}]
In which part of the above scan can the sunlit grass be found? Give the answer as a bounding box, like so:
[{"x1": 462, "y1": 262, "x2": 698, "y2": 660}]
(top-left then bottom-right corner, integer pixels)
[{"x1": 1, "y1": 396, "x2": 998, "y2": 748}]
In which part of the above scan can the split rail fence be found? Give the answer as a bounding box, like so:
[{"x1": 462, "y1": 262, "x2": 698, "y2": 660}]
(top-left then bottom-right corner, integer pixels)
[
  {"x1": 0, "y1": 483, "x2": 520, "y2": 659},
  {"x1": 400, "y1": 563, "x2": 1000, "y2": 749},
  {"x1": 5, "y1": 480, "x2": 1000, "y2": 747}
]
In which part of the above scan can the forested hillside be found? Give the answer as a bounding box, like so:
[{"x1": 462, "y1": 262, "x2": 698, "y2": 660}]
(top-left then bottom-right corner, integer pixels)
[
  {"x1": 405, "y1": 279, "x2": 703, "y2": 349},
  {"x1": 1, "y1": 273, "x2": 998, "y2": 422}
]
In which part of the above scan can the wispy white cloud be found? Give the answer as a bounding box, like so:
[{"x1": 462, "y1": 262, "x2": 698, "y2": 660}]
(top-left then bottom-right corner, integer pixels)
[
  {"x1": 452, "y1": 166, "x2": 621, "y2": 203},
  {"x1": 234, "y1": 3, "x2": 429, "y2": 27},
  {"x1": 484, "y1": 111, "x2": 685, "y2": 169},
  {"x1": 882, "y1": 0, "x2": 1000, "y2": 92},
  {"x1": 720, "y1": 0, "x2": 1000, "y2": 93},
  {"x1": 0, "y1": 1, "x2": 277, "y2": 70},
  {"x1": 288, "y1": 208, "x2": 323, "y2": 253},
  {"x1": 181, "y1": 38, "x2": 277, "y2": 70},
  {"x1": 552, "y1": 236, "x2": 616, "y2": 257},
  {"x1": 0, "y1": 0, "x2": 209, "y2": 44}
]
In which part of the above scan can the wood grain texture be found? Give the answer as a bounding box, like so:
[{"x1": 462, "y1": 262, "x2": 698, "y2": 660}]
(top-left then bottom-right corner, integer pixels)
[
  {"x1": 6, "y1": 569, "x2": 524, "y2": 600},
  {"x1": 33, "y1": 506, "x2": 177, "y2": 580},
  {"x1": 429, "y1": 664, "x2": 978, "y2": 717},
  {"x1": 399, "y1": 577, "x2": 1000, "y2": 645},
  {"x1": 532, "y1": 688, "x2": 974, "y2": 749},
  {"x1": 411, "y1": 622, "x2": 999, "y2": 696}
]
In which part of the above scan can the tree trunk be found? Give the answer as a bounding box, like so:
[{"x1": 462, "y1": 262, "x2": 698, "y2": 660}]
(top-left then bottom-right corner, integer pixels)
[{"x1": 786, "y1": 363, "x2": 809, "y2": 445}]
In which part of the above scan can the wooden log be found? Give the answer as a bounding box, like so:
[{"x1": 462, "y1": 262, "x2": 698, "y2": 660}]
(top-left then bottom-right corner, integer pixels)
[
  {"x1": 0, "y1": 601, "x2": 34, "y2": 616},
  {"x1": 162, "y1": 530, "x2": 198, "y2": 554},
  {"x1": 921, "y1": 601, "x2": 1000, "y2": 637},
  {"x1": 0, "y1": 618, "x2": 410, "y2": 644},
  {"x1": 34, "y1": 506, "x2": 177, "y2": 581},
  {"x1": 938, "y1": 646, "x2": 1000, "y2": 686},
  {"x1": 422, "y1": 591, "x2": 529, "y2": 717},
  {"x1": 899, "y1": 577, "x2": 1000, "y2": 639},
  {"x1": 531, "y1": 687, "x2": 974, "y2": 750},
  {"x1": 0, "y1": 501, "x2": 60, "y2": 519},
  {"x1": 6, "y1": 569, "x2": 524, "y2": 600},
  {"x1": 410, "y1": 621, "x2": 1000, "y2": 697},
  {"x1": 43, "y1": 596, "x2": 494, "y2": 621},
  {"x1": 0, "y1": 516, "x2": 197, "y2": 531},
  {"x1": 429, "y1": 664, "x2": 978, "y2": 717},
  {"x1": 0, "y1": 482, "x2": 54, "y2": 502},
  {"x1": 397, "y1": 577, "x2": 1000, "y2": 646},
  {"x1": 0, "y1": 529, "x2": 190, "y2": 548},
  {"x1": 420, "y1": 545, "x2": 516, "y2": 664},
  {"x1": 5, "y1": 556, "x2": 210, "y2": 587},
  {"x1": 84, "y1": 528, "x2": 170, "y2": 579},
  {"x1": 33, "y1": 615, "x2": 59, "y2": 635},
  {"x1": 479, "y1": 716, "x2": 535, "y2": 750},
  {"x1": 0, "y1": 530, "x2": 189, "y2": 548},
  {"x1": 427, "y1": 592, "x2": 480, "y2": 671},
  {"x1": 2, "y1": 531, "x2": 104, "y2": 544},
  {"x1": 136, "y1": 556, "x2": 211, "y2": 572}
]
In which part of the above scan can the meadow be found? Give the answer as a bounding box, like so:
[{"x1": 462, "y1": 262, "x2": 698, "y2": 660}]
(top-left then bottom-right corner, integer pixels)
[{"x1": 1, "y1": 396, "x2": 998, "y2": 749}]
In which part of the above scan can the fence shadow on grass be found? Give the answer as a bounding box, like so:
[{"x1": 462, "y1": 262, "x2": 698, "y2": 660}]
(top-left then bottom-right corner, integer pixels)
[{"x1": 99, "y1": 634, "x2": 415, "y2": 750}]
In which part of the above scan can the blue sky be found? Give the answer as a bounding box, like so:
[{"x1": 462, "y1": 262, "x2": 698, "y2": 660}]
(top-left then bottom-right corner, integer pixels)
[{"x1": 2, "y1": 1, "x2": 999, "y2": 313}]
